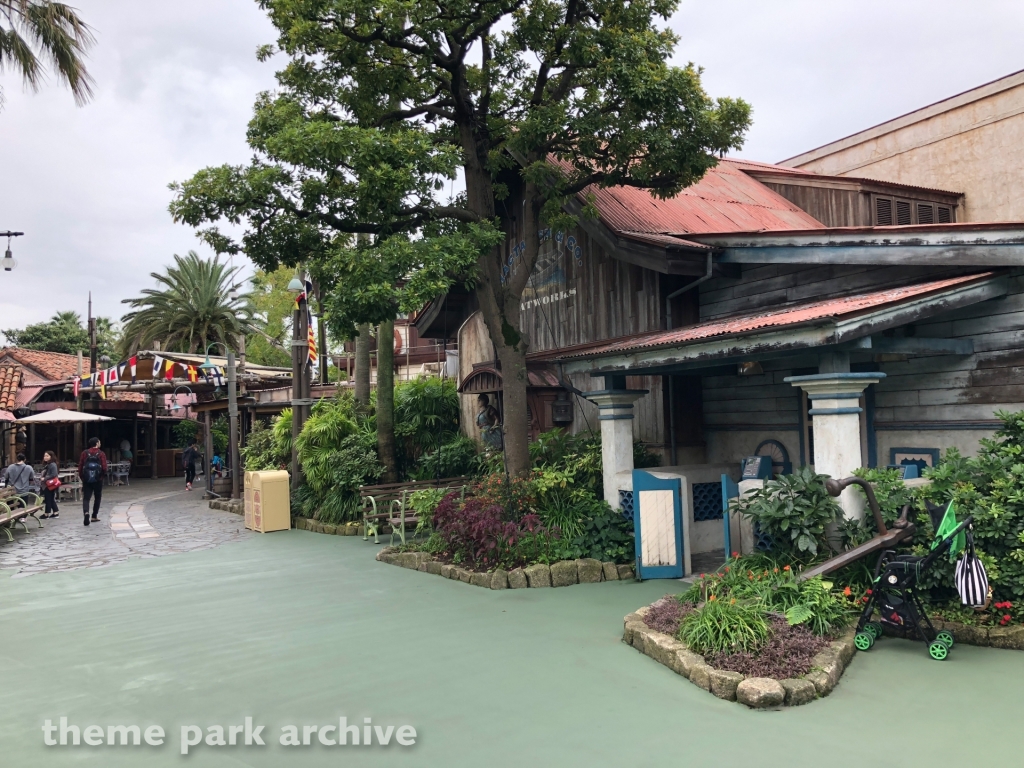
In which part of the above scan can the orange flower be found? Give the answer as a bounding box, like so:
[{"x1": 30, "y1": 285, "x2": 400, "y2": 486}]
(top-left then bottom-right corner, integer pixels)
[
  {"x1": 783, "y1": 565, "x2": 791, "y2": 572},
  {"x1": 843, "y1": 586, "x2": 852, "y2": 597},
  {"x1": 708, "y1": 594, "x2": 716, "y2": 601}
]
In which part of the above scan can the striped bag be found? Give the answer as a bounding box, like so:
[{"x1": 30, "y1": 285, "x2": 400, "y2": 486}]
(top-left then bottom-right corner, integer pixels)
[{"x1": 954, "y1": 533, "x2": 989, "y2": 608}]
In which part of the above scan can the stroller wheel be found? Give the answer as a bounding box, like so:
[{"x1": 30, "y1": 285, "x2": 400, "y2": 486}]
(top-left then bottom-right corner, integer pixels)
[
  {"x1": 936, "y1": 630, "x2": 955, "y2": 648},
  {"x1": 854, "y1": 632, "x2": 874, "y2": 651},
  {"x1": 866, "y1": 622, "x2": 883, "y2": 639},
  {"x1": 928, "y1": 641, "x2": 949, "y2": 660}
]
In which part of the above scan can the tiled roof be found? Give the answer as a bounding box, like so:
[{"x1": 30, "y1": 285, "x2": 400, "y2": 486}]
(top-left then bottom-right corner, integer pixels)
[
  {"x1": 533, "y1": 273, "x2": 994, "y2": 361},
  {"x1": 0, "y1": 365, "x2": 21, "y2": 409},
  {"x1": 584, "y1": 159, "x2": 825, "y2": 239},
  {"x1": 0, "y1": 348, "x2": 90, "y2": 381}
]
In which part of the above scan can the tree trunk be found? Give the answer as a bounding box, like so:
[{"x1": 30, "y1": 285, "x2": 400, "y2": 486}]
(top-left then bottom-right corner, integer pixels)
[
  {"x1": 376, "y1": 318, "x2": 397, "y2": 482},
  {"x1": 354, "y1": 323, "x2": 371, "y2": 414}
]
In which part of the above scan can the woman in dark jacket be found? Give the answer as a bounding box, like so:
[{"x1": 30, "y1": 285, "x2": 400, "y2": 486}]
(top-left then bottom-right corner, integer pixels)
[{"x1": 41, "y1": 451, "x2": 60, "y2": 519}]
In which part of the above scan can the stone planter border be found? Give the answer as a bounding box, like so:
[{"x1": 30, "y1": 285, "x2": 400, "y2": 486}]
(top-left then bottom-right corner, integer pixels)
[
  {"x1": 375, "y1": 547, "x2": 634, "y2": 589},
  {"x1": 623, "y1": 601, "x2": 857, "y2": 708}
]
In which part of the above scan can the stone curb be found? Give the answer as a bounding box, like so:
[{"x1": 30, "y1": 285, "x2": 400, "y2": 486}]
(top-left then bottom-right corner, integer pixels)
[
  {"x1": 374, "y1": 548, "x2": 634, "y2": 589},
  {"x1": 207, "y1": 499, "x2": 243, "y2": 515},
  {"x1": 893, "y1": 618, "x2": 1024, "y2": 651},
  {"x1": 289, "y1": 517, "x2": 364, "y2": 536},
  {"x1": 623, "y1": 600, "x2": 858, "y2": 709}
]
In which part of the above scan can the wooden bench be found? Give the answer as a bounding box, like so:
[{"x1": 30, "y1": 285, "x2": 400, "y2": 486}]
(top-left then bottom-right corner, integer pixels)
[
  {"x1": 360, "y1": 477, "x2": 471, "y2": 546},
  {"x1": 0, "y1": 487, "x2": 44, "y2": 543}
]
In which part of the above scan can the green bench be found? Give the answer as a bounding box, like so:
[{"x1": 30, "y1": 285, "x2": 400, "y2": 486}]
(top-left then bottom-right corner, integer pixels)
[
  {"x1": 0, "y1": 487, "x2": 44, "y2": 543},
  {"x1": 360, "y1": 477, "x2": 471, "y2": 546}
]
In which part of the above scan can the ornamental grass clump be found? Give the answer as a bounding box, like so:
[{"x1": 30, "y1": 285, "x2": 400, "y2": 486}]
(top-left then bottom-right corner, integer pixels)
[{"x1": 677, "y1": 597, "x2": 771, "y2": 655}]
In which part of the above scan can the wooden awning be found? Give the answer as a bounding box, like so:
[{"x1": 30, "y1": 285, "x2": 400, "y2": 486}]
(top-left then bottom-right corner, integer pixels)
[{"x1": 458, "y1": 362, "x2": 563, "y2": 394}]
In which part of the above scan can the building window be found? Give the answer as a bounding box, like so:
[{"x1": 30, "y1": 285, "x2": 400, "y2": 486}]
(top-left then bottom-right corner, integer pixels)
[{"x1": 874, "y1": 195, "x2": 955, "y2": 227}]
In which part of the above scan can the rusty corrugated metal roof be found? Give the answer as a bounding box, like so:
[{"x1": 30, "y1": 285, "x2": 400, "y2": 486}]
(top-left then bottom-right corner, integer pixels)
[
  {"x1": 535, "y1": 273, "x2": 993, "y2": 361},
  {"x1": 586, "y1": 159, "x2": 825, "y2": 239}
]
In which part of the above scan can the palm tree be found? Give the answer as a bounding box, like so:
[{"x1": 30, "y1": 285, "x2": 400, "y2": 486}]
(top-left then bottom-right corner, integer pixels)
[
  {"x1": 0, "y1": 1, "x2": 94, "y2": 108},
  {"x1": 120, "y1": 251, "x2": 255, "y2": 355}
]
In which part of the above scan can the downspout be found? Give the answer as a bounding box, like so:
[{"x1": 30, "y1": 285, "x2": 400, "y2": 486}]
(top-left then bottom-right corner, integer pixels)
[{"x1": 666, "y1": 250, "x2": 714, "y2": 465}]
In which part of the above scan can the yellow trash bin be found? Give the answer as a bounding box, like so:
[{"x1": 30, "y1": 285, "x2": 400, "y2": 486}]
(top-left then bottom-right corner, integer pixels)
[{"x1": 244, "y1": 470, "x2": 291, "y2": 532}]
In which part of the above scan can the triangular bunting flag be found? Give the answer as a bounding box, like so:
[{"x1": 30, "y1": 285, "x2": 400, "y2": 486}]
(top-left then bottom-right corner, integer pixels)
[
  {"x1": 152, "y1": 355, "x2": 164, "y2": 378},
  {"x1": 164, "y1": 361, "x2": 176, "y2": 381},
  {"x1": 98, "y1": 369, "x2": 106, "y2": 400},
  {"x1": 108, "y1": 365, "x2": 120, "y2": 385},
  {"x1": 73, "y1": 376, "x2": 80, "y2": 398},
  {"x1": 129, "y1": 356, "x2": 138, "y2": 383},
  {"x1": 187, "y1": 365, "x2": 199, "y2": 383}
]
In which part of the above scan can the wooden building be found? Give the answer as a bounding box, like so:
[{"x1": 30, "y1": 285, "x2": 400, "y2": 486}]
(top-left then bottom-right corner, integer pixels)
[{"x1": 423, "y1": 156, "x2": 1024, "y2": 514}]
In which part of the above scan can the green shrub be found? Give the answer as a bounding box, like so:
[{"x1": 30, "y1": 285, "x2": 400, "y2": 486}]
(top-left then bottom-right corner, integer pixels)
[
  {"x1": 678, "y1": 597, "x2": 770, "y2": 655},
  {"x1": 408, "y1": 487, "x2": 448, "y2": 532},
  {"x1": 173, "y1": 419, "x2": 199, "y2": 448},
  {"x1": 242, "y1": 420, "x2": 289, "y2": 471},
  {"x1": 734, "y1": 466, "x2": 842, "y2": 561},
  {"x1": 917, "y1": 410, "x2": 1024, "y2": 601},
  {"x1": 394, "y1": 376, "x2": 460, "y2": 468},
  {"x1": 414, "y1": 435, "x2": 481, "y2": 480}
]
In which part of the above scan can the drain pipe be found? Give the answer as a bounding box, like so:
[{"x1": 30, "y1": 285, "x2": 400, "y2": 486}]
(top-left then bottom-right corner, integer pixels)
[{"x1": 666, "y1": 250, "x2": 715, "y2": 465}]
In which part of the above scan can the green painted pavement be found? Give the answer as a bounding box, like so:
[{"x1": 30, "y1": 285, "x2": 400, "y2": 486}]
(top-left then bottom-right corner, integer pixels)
[{"x1": 3, "y1": 526, "x2": 1024, "y2": 768}]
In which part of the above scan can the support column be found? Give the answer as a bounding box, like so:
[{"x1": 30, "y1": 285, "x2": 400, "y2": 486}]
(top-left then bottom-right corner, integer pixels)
[
  {"x1": 585, "y1": 377, "x2": 647, "y2": 509},
  {"x1": 784, "y1": 372, "x2": 885, "y2": 519},
  {"x1": 150, "y1": 392, "x2": 158, "y2": 479}
]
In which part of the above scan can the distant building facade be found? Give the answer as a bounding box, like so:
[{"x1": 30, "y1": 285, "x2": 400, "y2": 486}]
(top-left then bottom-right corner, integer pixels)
[{"x1": 782, "y1": 69, "x2": 1024, "y2": 223}]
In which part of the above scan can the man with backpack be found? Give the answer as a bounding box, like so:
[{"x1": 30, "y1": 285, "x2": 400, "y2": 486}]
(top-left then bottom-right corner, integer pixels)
[{"x1": 78, "y1": 437, "x2": 108, "y2": 526}]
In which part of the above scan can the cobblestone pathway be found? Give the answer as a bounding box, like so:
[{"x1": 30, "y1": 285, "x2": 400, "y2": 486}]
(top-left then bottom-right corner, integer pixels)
[{"x1": 0, "y1": 478, "x2": 251, "y2": 577}]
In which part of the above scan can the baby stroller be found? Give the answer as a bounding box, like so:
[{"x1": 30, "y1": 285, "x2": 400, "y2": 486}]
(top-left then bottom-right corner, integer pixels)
[{"x1": 853, "y1": 503, "x2": 975, "y2": 661}]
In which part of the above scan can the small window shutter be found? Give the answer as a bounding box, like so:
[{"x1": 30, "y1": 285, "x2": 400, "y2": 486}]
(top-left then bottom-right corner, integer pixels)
[
  {"x1": 896, "y1": 200, "x2": 912, "y2": 225},
  {"x1": 875, "y1": 198, "x2": 893, "y2": 226},
  {"x1": 937, "y1": 207, "x2": 952, "y2": 223},
  {"x1": 917, "y1": 204, "x2": 934, "y2": 224}
]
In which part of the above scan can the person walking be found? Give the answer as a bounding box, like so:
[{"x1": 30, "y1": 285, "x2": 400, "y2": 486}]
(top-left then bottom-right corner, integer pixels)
[
  {"x1": 182, "y1": 440, "x2": 199, "y2": 491},
  {"x1": 78, "y1": 437, "x2": 108, "y2": 526},
  {"x1": 40, "y1": 451, "x2": 60, "y2": 519},
  {"x1": 2, "y1": 453, "x2": 36, "y2": 503}
]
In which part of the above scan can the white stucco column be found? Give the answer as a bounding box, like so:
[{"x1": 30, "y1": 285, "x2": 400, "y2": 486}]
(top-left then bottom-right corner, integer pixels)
[
  {"x1": 783, "y1": 372, "x2": 885, "y2": 520},
  {"x1": 585, "y1": 386, "x2": 648, "y2": 508}
]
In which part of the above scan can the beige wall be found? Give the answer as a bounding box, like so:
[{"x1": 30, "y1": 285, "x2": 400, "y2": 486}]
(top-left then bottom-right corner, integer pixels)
[{"x1": 787, "y1": 75, "x2": 1024, "y2": 223}]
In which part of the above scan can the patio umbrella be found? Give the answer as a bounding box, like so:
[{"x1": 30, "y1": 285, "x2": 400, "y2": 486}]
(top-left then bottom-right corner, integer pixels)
[{"x1": 14, "y1": 408, "x2": 114, "y2": 424}]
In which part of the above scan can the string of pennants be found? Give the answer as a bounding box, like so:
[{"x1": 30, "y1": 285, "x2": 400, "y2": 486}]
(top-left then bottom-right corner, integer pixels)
[{"x1": 72, "y1": 355, "x2": 226, "y2": 399}]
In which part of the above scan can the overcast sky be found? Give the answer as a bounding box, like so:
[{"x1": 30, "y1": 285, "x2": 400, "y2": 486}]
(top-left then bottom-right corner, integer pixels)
[{"x1": 1, "y1": 0, "x2": 1022, "y2": 332}]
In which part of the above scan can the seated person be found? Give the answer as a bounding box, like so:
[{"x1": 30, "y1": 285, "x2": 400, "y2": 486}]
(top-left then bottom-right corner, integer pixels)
[
  {"x1": 211, "y1": 454, "x2": 225, "y2": 478},
  {"x1": 2, "y1": 453, "x2": 37, "y2": 503}
]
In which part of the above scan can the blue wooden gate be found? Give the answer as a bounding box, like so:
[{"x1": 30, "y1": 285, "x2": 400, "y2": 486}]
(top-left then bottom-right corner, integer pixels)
[
  {"x1": 721, "y1": 474, "x2": 739, "y2": 559},
  {"x1": 632, "y1": 470, "x2": 683, "y2": 580}
]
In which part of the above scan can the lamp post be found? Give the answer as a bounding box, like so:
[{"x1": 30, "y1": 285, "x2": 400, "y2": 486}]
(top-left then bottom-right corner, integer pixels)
[
  {"x1": 287, "y1": 274, "x2": 309, "y2": 491},
  {"x1": 200, "y1": 343, "x2": 239, "y2": 500},
  {"x1": 1, "y1": 231, "x2": 24, "y2": 272}
]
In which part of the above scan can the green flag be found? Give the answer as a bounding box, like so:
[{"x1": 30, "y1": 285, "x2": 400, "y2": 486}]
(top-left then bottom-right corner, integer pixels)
[{"x1": 932, "y1": 501, "x2": 965, "y2": 561}]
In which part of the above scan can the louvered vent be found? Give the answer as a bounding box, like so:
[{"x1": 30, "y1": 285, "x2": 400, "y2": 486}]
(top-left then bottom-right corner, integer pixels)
[
  {"x1": 917, "y1": 204, "x2": 935, "y2": 224},
  {"x1": 896, "y1": 200, "x2": 912, "y2": 225},
  {"x1": 875, "y1": 198, "x2": 893, "y2": 226},
  {"x1": 937, "y1": 207, "x2": 952, "y2": 223}
]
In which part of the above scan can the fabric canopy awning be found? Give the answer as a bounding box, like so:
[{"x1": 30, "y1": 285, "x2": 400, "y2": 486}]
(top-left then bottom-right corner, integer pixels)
[{"x1": 15, "y1": 408, "x2": 115, "y2": 424}]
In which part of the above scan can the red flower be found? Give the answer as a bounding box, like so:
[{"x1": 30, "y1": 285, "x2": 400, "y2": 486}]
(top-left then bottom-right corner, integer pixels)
[
  {"x1": 1004, "y1": 614, "x2": 1012, "y2": 621},
  {"x1": 700, "y1": 573, "x2": 706, "y2": 579},
  {"x1": 724, "y1": 567, "x2": 730, "y2": 573},
  {"x1": 732, "y1": 551, "x2": 739, "y2": 558},
  {"x1": 866, "y1": 589, "x2": 873, "y2": 595},
  {"x1": 862, "y1": 597, "x2": 869, "y2": 603}
]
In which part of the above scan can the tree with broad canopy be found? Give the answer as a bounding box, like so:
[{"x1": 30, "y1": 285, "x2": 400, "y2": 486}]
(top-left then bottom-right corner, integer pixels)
[{"x1": 170, "y1": 0, "x2": 751, "y2": 477}]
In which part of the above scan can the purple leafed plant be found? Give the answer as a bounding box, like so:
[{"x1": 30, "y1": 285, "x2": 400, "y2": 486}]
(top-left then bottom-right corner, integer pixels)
[
  {"x1": 704, "y1": 616, "x2": 829, "y2": 679},
  {"x1": 431, "y1": 492, "x2": 554, "y2": 570},
  {"x1": 643, "y1": 597, "x2": 695, "y2": 635}
]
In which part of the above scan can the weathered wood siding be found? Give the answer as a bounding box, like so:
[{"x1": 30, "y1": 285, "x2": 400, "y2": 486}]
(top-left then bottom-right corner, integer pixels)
[
  {"x1": 515, "y1": 226, "x2": 669, "y2": 449},
  {"x1": 697, "y1": 264, "x2": 968, "y2": 321},
  {"x1": 699, "y1": 266, "x2": 1024, "y2": 467},
  {"x1": 758, "y1": 182, "x2": 869, "y2": 228}
]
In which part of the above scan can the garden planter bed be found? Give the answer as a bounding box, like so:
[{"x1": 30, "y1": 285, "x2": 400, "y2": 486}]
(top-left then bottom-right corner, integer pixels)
[
  {"x1": 375, "y1": 546, "x2": 634, "y2": 589},
  {"x1": 623, "y1": 600, "x2": 857, "y2": 708}
]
